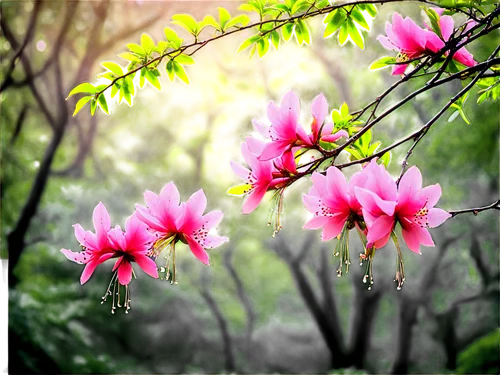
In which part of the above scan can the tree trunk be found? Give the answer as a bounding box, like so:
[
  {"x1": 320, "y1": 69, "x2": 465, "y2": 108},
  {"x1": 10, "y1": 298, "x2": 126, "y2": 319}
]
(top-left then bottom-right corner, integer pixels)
[{"x1": 391, "y1": 295, "x2": 418, "y2": 374}]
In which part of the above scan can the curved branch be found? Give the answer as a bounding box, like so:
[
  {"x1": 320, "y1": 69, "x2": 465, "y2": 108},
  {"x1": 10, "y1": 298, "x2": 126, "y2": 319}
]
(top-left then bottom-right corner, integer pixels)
[{"x1": 448, "y1": 199, "x2": 500, "y2": 218}]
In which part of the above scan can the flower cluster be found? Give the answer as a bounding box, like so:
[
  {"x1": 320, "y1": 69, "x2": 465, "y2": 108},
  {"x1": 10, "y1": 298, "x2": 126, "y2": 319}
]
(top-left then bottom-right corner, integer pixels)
[
  {"x1": 61, "y1": 183, "x2": 227, "y2": 313},
  {"x1": 230, "y1": 91, "x2": 348, "y2": 234},
  {"x1": 230, "y1": 90, "x2": 452, "y2": 289},
  {"x1": 379, "y1": 11, "x2": 476, "y2": 75}
]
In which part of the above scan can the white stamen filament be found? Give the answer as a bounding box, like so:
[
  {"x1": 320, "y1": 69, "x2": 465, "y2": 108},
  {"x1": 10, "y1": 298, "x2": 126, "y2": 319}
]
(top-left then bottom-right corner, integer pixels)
[{"x1": 101, "y1": 271, "x2": 133, "y2": 314}]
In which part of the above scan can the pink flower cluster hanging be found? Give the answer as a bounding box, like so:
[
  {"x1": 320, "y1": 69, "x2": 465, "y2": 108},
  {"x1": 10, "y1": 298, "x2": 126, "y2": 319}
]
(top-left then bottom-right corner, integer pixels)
[
  {"x1": 61, "y1": 183, "x2": 227, "y2": 313},
  {"x1": 230, "y1": 91, "x2": 452, "y2": 289}
]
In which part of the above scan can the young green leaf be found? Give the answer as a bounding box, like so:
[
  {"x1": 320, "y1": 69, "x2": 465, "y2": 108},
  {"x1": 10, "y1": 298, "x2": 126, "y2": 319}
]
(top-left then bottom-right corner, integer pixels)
[
  {"x1": 338, "y1": 23, "x2": 348, "y2": 45},
  {"x1": 67, "y1": 83, "x2": 97, "y2": 99},
  {"x1": 127, "y1": 43, "x2": 146, "y2": 56},
  {"x1": 111, "y1": 82, "x2": 120, "y2": 97},
  {"x1": 164, "y1": 27, "x2": 182, "y2": 49},
  {"x1": 351, "y1": 7, "x2": 370, "y2": 31},
  {"x1": 369, "y1": 56, "x2": 397, "y2": 70},
  {"x1": 346, "y1": 18, "x2": 364, "y2": 49},
  {"x1": 97, "y1": 94, "x2": 109, "y2": 115},
  {"x1": 282, "y1": 22, "x2": 294, "y2": 42},
  {"x1": 199, "y1": 15, "x2": 219, "y2": 32},
  {"x1": 225, "y1": 14, "x2": 251, "y2": 29},
  {"x1": 72, "y1": 96, "x2": 93, "y2": 116},
  {"x1": 118, "y1": 52, "x2": 141, "y2": 62},
  {"x1": 379, "y1": 151, "x2": 391, "y2": 167},
  {"x1": 324, "y1": 10, "x2": 346, "y2": 38},
  {"x1": 140, "y1": 33, "x2": 156, "y2": 54},
  {"x1": 166, "y1": 60, "x2": 175, "y2": 81},
  {"x1": 90, "y1": 98, "x2": 97, "y2": 116},
  {"x1": 101, "y1": 61, "x2": 124, "y2": 76},
  {"x1": 145, "y1": 69, "x2": 161, "y2": 90},
  {"x1": 237, "y1": 34, "x2": 261, "y2": 52},
  {"x1": 172, "y1": 14, "x2": 199, "y2": 35},
  {"x1": 175, "y1": 54, "x2": 195, "y2": 65},
  {"x1": 218, "y1": 7, "x2": 231, "y2": 29},
  {"x1": 423, "y1": 7, "x2": 442, "y2": 39},
  {"x1": 270, "y1": 30, "x2": 280, "y2": 50},
  {"x1": 257, "y1": 38, "x2": 270, "y2": 58},
  {"x1": 173, "y1": 61, "x2": 190, "y2": 84},
  {"x1": 364, "y1": 4, "x2": 377, "y2": 17},
  {"x1": 296, "y1": 19, "x2": 311, "y2": 45}
]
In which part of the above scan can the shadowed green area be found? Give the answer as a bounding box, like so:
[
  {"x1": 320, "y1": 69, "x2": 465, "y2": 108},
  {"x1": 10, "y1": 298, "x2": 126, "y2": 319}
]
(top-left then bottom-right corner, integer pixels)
[{"x1": 1, "y1": 1, "x2": 498, "y2": 374}]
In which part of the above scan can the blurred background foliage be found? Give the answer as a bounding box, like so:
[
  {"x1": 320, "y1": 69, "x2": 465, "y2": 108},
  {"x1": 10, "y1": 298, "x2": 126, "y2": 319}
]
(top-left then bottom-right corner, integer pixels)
[{"x1": 1, "y1": 1, "x2": 498, "y2": 374}]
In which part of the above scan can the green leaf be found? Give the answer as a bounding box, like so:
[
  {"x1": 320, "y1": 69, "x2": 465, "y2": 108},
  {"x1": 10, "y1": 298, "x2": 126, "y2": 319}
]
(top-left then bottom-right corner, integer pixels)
[
  {"x1": 173, "y1": 61, "x2": 189, "y2": 84},
  {"x1": 166, "y1": 60, "x2": 175, "y2": 81},
  {"x1": 101, "y1": 61, "x2": 124, "y2": 76},
  {"x1": 127, "y1": 43, "x2": 146, "y2": 56},
  {"x1": 345, "y1": 147, "x2": 363, "y2": 161},
  {"x1": 140, "y1": 33, "x2": 156, "y2": 54},
  {"x1": 351, "y1": 8, "x2": 370, "y2": 31},
  {"x1": 270, "y1": 30, "x2": 280, "y2": 50},
  {"x1": 218, "y1": 7, "x2": 231, "y2": 29},
  {"x1": 97, "y1": 94, "x2": 109, "y2": 115},
  {"x1": 365, "y1": 4, "x2": 377, "y2": 17},
  {"x1": 340, "y1": 102, "x2": 349, "y2": 117},
  {"x1": 225, "y1": 14, "x2": 251, "y2": 29},
  {"x1": 369, "y1": 56, "x2": 397, "y2": 70},
  {"x1": 423, "y1": 7, "x2": 442, "y2": 39},
  {"x1": 175, "y1": 54, "x2": 195, "y2": 65},
  {"x1": 257, "y1": 38, "x2": 270, "y2": 58},
  {"x1": 324, "y1": 10, "x2": 346, "y2": 38},
  {"x1": 90, "y1": 98, "x2": 97, "y2": 116},
  {"x1": 237, "y1": 34, "x2": 260, "y2": 52},
  {"x1": 172, "y1": 14, "x2": 199, "y2": 35},
  {"x1": 239, "y1": 3, "x2": 259, "y2": 13},
  {"x1": 324, "y1": 9, "x2": 338, "y2": 25},
  {"x1": 72, "y1": 95, "x2": 93, "y2": 116},
  {"x1": 118, "y1": 52, "x2": 141, "y2": 62},
  {"x1": 338, "y1": 23, "x2": 348, "y2": 45},
  {"x1": 379, "y1": 151, "x2": 391, "y2": 167},
  {"x1": 227, "y1": 184, "x2": 252, "y2": 196},
  {"x1": 164, "y1": 27, "x2": 182, "y2": 48},
  {"x1": 346, "y1": 18, "x2": 364, "y2": 49},
  {"x1": 67, "y1": 83, "x2": 97, "y2": 99},
  {"x1": 111, "y1": 82, "x2": 120, "y2": 97},
  {"x1": 282, "y1": 22, "x2": 294, "y2": 42},
  {"x1": 145, "y1": 69, "x2": 161, "y2": 90},
  {"x1": 296, "y1": 19, "x2": 310, "y2": 45},
  {"x1": 274, "y1": 3, "x2": 291, "y2": 13},
  {"x1": 125, "y1": 75, "x2": 135, "y2": 97},
  {"x1": 291, "y1": 0, "x2": 309, "y2": 14},
  {"x1": 199, "y1": 15, "x2": 218, "y2": 31}
]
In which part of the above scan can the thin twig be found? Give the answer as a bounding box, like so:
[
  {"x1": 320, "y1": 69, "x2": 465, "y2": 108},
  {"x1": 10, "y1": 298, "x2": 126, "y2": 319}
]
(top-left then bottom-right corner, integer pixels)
[{"x1": 448, "y1": 199, "x2": 500, "y2": 218}]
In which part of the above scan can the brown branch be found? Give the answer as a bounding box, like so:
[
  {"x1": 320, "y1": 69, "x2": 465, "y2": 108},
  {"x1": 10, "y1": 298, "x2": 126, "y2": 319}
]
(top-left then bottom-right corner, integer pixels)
[{"x1": 448, "y1": 199, "x2": 500, "y2": 218}]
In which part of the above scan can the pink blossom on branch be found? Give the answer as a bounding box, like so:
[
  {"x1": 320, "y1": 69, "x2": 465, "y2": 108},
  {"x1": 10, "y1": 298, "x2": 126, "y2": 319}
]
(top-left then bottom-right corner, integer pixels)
[
  {"x1": 61, "y1": 202, "x2": 116, "y2": 285},
  {"x1": 135, "y1": 182, "x2": 228, "y2": 283}
]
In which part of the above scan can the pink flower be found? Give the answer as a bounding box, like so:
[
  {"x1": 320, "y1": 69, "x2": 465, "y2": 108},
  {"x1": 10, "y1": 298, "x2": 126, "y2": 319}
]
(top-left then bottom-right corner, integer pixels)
[
  {"x1": 108, "y1": 213, "x2": 159, "y2": 286},
  {"x1": 355, "y1": 161, "x2": 451, "y2": 253},
  {"x1": 303, "y1": 166, "x2": 368, "y2": 241},
  {"x1": 61, "y1": 202, "x2": 116, "y2": 284},
  {"x1": 425, "y1": 14, "x2": 476, "y2": 67},
  {"x1": 135, "y1": 182, "x2": 228, "y2": 278},
  {"x1": 252, "y1": 90, "x2": 311, "y2": 161},
  {"x1": 134, "y1": 182, "x2": 183, "y2": 239},
  {"x1": 230, "y1": 139, "x2": 288, "y2": 214},
  {"x1": 309, "y1": 93, "x2": 348, "y2": 145},
  {"x1": 176, "y1": 189, "x2": 228, "y2": 265},
  {"x1": 378, "y1": 13, "x2": 431, "y2": 75}
]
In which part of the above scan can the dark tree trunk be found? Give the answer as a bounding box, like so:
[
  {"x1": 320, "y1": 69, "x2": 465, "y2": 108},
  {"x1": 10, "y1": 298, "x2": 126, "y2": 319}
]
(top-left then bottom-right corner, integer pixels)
[{"x1": 391, "y1": 295, "x2": 418, "y2": 374}]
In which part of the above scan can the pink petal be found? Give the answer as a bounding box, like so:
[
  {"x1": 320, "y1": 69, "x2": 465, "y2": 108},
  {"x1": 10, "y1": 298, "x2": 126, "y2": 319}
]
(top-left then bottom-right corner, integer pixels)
[
  {"x1": 242, "y1": 187, "x2": 267, "y2": 214},
  {"x1": 134, "y1": 254, "x2": 158, "y2": 279},
  {"x1": 80, "y1": 260, "x2": 99, "y2": 285},
  {"x1": 311, "y1": 93, "x2": 328, "y2": 137},
  {"x1": 401, "y1": 225, "x2": 421, "y2": 253},
  {"x1": 303, "y1": 194, "x2": 321, "y2": 214},
  {"x1": 109, "y1": 225, "x2": 127, "y2": 250},
  {"x1": 392, "y1": 63, "x2": 408, "y2": 75},
  {"x1": 425, "y1": 32, "x2": 444, "y2": 53},
  {"x1": 280, "y1": 149, "x2": 297, "y2": 173},
  {"x1": 201, "y1": 210, "x2": 224, "y2": 230},
  {"x1": 252, "y1": 119, "x2": 271, "y2": 138},
  {"x1": 326, "y1": 166, "x2": 349, "y2": 201},
  {"x1": 398, "y1": 166, "x2": 422, "y2": 207},
  {"x1": 453, "y1": 47, "x2": 476, "y2": 67},
  {"x1": 378, "y1": 34, "x2": 397, "y2": 51},
  {"x1": 203, "y1": 235, "x2": 228, "y2": 249},
  {"x1": 279, "y1": 91, "x2": 300, "y2": 128},
  {"x1": 355, "y1": 187, "x2": 397, "y2": 217},
  {"x1": 427, "y1": 208, "x2": 451, "y2": 228},
  {"x1": 420, "y1": 184, "x2": 442, "y2": 208},
  {"x1": 258, "y1": 141, "x2": 289, "y2": 161},
  {"x1": 186, "y1": 189, "x2": 207, "y2": 218},
  {"x1": 267, "y1": 101, "x2": 281, "y2": 125},
  {"x1": 143, "y1": 190, "x2": 160, "y2": 214},
  {"x1": 311, "y1": 172, "x2": 328, "y2": 196},
  {"x1": 135, "y1": 206, "x2": 168, "y2": 233},
  {"x1": 370, "y1": 231, "x2": 392, "y2": 250},
  {"x1": 230, "y1": 161, "x2": 251, "y2": 181},
  {"x1": 439, "y1": 15, "x2": 454, "y2": 41},
  {"x1": 303, "y1": 215, "x2": 329, "y2": 230},
  {"x1": 320, "y1": 130, "x2": 348, "y2": 143},
  {"x1": 186, "y1": 235, "x2": 210, "y2": 265},
  {"x1": 246, "y1": 136, "x2": 266, "y2": 156},
  {"x1": 322, "y1": 214, "x2": 348, "y2": 241},
  {"x1": 93, "y1": 202, "x2": 111, "y2": 249},
  {"x1": 366, "y1": 215, "x2": 395, "y2": 245},
  {"x1": 159, "y1": 182, "x2": 181, "y2": 213},
  {"x1": 319, "y1": 122, "x2": 334, "y2": 137},
  {"x1": 364, "y1": 160, "x2": 397, "y2": 201},
  {"x1": 61, "y1": 248, "x2": 89, "y2": 265},
  {"x1": 117, "y1": 260, "x2": 133, "y2": 285}
]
